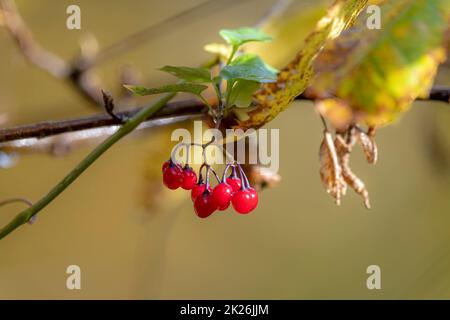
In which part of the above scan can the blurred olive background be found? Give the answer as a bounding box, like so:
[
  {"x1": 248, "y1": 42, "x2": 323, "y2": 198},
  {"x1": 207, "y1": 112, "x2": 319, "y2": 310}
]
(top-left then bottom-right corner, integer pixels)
[{"x1": 0, "y1": 0, "x2": 450, "y2": 299}]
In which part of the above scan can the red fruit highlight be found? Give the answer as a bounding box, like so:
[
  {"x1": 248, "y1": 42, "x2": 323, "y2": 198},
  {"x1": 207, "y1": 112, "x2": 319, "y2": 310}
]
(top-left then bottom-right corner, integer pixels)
[
  {"x1": 212, "y1": 183, "x2": 233, "y2": 208},
  {"x1": 163, "y1": 166, "x2": 183, "y2": 190},
  {"x1": 182, "y1": 168, "x2": 197, "y2": 190},
  {"x1": 194, "y1": 193, "x2": 218, "y2": 218},
  {"x1": 191, "y1": 184, "x2": 212, "y2": 202},
  {"x1": 226, "y1": 177, "x2": 242, "y2": 193},
  {"x1": 162, "y1": 160, "x2": 170, "y2": 172},
  {"x1": 231, "y1": 188, "x2": 258, "y2": 214}
]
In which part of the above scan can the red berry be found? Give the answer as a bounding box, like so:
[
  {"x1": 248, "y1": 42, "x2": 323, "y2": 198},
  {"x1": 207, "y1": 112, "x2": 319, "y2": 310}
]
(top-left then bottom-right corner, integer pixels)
[
  {"x1": 226, "y1": 177, "x2": 242, "y2": 193},
  {"x1": 194, "y1": 192, "x2": 218, "y2": 218},
  {"x1": 162, "y1": 160, "x2": 170, "y2": 172},
  {"x1": 191, "y1": 183, "x2": 212, "y2": 202},
  {"x1": 162, "y1": 160, "x2": 182, "y2": 172},
  {"x1": 231, "y1": 188, "x2": 258, "y2": 214},
  {"x1": 212, "y1": 183, "x2": 234, "y2": 208},
  {"x1": 163, "y1": 165, "x2": 183, "y2": 190},
  {"x1": 218, "y1": 202, "x2": 230, "y2": 211},
  {"x1": 182, "y1": 167, "x2": 197, "y2": 190}
]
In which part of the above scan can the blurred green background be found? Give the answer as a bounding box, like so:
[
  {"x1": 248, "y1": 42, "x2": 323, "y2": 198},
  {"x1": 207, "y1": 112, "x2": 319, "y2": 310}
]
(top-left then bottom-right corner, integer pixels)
[{"x1": 0, "y1": 0, "x2": 449, "y2": 299}]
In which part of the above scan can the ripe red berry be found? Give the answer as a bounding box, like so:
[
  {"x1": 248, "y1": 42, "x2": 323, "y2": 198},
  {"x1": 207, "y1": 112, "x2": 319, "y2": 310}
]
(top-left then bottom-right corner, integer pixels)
[
  {"x1": 212, "y1": 183, "x2": 233, "y2": 208},
  {"x1": 163, "y1": 165, "x2": 183, "y2": 190},
  {"x1": 162, "y1": 160, "x2": 170, "y2": 172},
  {"x1": 226, "y1": 177, "x2": 242, "y2": 193},
  {"x1": 182, "y1": 167, "x2": 197, "y2": 190},
  {"x1": 231, "y1": 188, "x2": 258, "y2": 214},
  {"x1": 194, "y1": 192, "x2": 218, "y2": 218},
  {"x1": 191, "y1": 183, "x2": 212, "y2": 202},
  {"x1": 218, "y1": 202, "x2": 230, "y2": 211}
]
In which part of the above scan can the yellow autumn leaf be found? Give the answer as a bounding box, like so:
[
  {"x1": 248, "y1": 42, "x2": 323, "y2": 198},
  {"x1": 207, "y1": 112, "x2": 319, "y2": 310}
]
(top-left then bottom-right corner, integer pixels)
[
  {"x1": 237, "y1": 0, "x2": 368, "y2": 129},
  {"x1": 310, "y1": 0, "x2": 450, "y2": 127}
]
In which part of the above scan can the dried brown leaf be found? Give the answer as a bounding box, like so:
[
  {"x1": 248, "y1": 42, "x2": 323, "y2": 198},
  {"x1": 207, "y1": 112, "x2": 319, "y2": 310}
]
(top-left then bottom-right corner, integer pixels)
[
  {"x1": 335, "y1": 131, "x2": 371, "y2": 209},
  {"x1": 319, "y1": 131, "x2": 346, "y2": 205},
  {"x1": 356, "y1": 128, "x2": 378, "y2": 164}
]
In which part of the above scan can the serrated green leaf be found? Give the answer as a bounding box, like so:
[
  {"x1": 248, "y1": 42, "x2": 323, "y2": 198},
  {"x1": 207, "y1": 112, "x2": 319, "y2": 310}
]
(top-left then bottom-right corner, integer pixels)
[
  {"x1": 220, "y1": 54, "x2": 277, "y2": 83},
  {"x1": 124, "y1": 83, "x2": 208, "y2": 97},
  {"x1": 229, "y1": 80, "x2": 261, "y2": 108},
  {"x1": 310, "y1": 0, "x2": 450, "y2": 127},
  {"x1": 219, "y1": 27, "x2": 272, "y2": 47},
  {"x1": 160, "y1": 66, "x2": 212, "y2": 83}
]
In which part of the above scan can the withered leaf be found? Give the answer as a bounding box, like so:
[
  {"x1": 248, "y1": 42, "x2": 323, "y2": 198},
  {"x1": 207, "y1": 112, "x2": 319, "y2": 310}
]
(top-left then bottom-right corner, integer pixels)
[
  {"x1": 356, "y1": 129, "x2": 378, "y2": 164},
  {"x1": 335, "y1": 131, "x2": 371, "y2": 209},
  {"x1": 237, "y1": 0, "x2": 368, "y2": 129},
  {"x1": 310, "y1": 0, "x2": 450, "y2": 127},
  {"x1": 319, "y1": 131, "x2": 347, "y2": 205}
]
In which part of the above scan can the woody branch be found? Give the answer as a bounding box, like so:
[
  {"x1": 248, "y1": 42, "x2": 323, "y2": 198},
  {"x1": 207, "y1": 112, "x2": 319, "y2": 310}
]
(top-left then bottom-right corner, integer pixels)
[{"x1": 0, "y1": 88, "x2": 448, "y2": 145}]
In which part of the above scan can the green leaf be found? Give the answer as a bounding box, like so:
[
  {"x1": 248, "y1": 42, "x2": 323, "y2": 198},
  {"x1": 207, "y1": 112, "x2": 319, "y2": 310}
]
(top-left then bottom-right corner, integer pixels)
[
  {"x1": 309, "y1": 0, "x2": 450, "y2": 127},
  {"x1": 229, "y1": 80, "x2": 261, "y2": 108},
  {"x1": 160, "y1": 66, "x2": 212, "y2": 83},
  {"x1": 219, "y1": 27, "x2": 272, "y2": 47},
  {"x1": 124, "y1": 83, "x2": 208, "y2": 97},
  {"x1": 220, "y1": 54, "x2": 277, "y2": 83}
]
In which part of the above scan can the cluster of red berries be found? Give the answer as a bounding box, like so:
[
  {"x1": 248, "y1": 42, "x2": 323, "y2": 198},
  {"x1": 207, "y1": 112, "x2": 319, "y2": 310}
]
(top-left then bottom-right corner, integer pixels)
[{"x1": 162, "y1": 159, "x2": 258, "y2": 218}]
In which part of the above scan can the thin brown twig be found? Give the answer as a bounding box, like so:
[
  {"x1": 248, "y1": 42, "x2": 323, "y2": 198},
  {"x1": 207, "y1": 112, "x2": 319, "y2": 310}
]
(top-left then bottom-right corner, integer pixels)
[
  {"x1": 295, "y1": 86, "x2": 450, "y2": 104},
  {"x1": 1, "y1": 113, "x2": 204, "y2": 155},
  {"x1": 418, "y1": 85, "x2": 450, "y2": 103},
  {"x1": 0, "y1": 99, "x2": 206, "y2": 144},
  {"x1": 0, "y1": 197, "x2": 33, "y2": 208},
  {"x1": 0, "y1": 0, "x2": 104, "y2": 106},
  {"x1": 0, "y1": 85, "x2": 449, "y2": 145},
  {"x1": 0, "y1": 0, "x2": 68, "y2": 78}
]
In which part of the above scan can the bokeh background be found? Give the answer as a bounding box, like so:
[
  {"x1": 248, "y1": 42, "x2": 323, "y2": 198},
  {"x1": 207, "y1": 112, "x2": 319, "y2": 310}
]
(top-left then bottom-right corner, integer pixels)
[{"x1": 0, "y1": 0, "x2": 449, "y2": 299}]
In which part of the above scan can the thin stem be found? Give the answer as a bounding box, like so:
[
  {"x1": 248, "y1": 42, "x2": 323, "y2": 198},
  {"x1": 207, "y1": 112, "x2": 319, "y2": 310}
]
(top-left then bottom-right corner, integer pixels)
[
  {"x1": 226, "y1": 46, "x2": 238, "y2": 65},
  {"x1": 198, "y1": 95, "x2": 213, "y2": 111},
  {"x1": 0, "y1": 197, "x2": 33, "y2": 208},
  {"x1": 204, "y1": 165, "x2": 211, "y2": 192},
  {"x1": 0, "y1": 99, "x2": 205, "y2": 143},
  {"x1": 222, "y1": 163, "x2": 234, "y2": 182},
  {"x1": 0, "y1": 93, "x2": 176, "y2": 240},
  {"x1": 185, "y1": 144, "x2": 190, "y2": 165},
  {"x1": 209, "y1": 166, "x2": 221, "y2": 184},
  {"x1": 170, "y1": 142, "x2": 203, "y2": 163},
  {"x1": 1, "y1": 86, "x2": 449, "y2": 145},
  {"x1": 319, "y1": 114, "x2": 328, "y2": 132},
  {"x1": 237, "y1": 163, "x2": 250, "y2": 189},
  {"x1": 224, "y1": 79, "x2": 235, "y2": 108},
  {"x1": 213, "y1": 81, "x2": 224, "y2": 129}
]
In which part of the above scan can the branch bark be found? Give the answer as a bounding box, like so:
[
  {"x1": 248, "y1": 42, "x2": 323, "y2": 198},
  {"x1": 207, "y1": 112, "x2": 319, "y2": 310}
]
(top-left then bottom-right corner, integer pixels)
[
  {"x1": 0, "y1": 99, "x2": 206, "y2": 143},
  {"x1": 1, "y1": 87, "x2": 448, "y2": 145},
  {"x1": 419, "y1": 85, "x2": 450, "y2": 103},
  {"x1": 1, "y1": 0, "x2": 105, "y2": 106}
]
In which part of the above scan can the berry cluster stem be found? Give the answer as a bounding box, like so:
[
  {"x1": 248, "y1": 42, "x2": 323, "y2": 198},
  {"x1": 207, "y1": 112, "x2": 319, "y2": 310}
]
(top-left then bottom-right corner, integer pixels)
[{"x1": 237, "y1": 163, "x2": 251, "y2": 190}]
